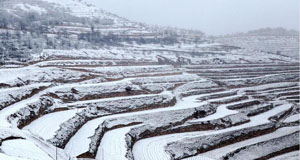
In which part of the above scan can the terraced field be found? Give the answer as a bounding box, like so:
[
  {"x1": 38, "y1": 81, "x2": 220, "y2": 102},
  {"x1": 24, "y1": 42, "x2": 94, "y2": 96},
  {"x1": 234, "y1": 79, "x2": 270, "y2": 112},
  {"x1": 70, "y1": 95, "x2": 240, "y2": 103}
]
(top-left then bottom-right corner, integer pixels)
[{"x1": 0, "y1": 52, "x2": 299, "y2": 160}]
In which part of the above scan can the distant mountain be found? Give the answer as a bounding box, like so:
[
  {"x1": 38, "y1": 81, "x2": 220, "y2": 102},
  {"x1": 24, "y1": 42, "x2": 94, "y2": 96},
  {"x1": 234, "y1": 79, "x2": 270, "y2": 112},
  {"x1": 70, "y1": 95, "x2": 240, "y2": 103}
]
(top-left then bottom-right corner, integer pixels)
[
  {"x1": 213, "y1": 28, "x2": 299, "y2": 58},
  {"x1": 245, "y1": 27, "x2": 298, "y2": 36}
]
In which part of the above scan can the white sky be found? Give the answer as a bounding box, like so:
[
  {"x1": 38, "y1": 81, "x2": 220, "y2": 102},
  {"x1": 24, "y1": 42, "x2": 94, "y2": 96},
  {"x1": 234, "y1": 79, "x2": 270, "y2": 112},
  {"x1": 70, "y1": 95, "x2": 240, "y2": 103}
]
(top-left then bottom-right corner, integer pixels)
[{"x1": 86, "y1": 0, "x2": 299, "y2": 35}]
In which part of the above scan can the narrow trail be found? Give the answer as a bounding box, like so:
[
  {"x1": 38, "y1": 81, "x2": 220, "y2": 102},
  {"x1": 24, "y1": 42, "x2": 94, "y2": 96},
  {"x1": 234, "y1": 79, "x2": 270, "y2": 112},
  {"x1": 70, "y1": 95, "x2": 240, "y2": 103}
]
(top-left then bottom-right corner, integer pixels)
[
  {"x1": 24, "y1": 109, "x2": 84, "y2": 140},
  {"x1": 96, "y1": 126, "x2": 139, "y2": 160}
]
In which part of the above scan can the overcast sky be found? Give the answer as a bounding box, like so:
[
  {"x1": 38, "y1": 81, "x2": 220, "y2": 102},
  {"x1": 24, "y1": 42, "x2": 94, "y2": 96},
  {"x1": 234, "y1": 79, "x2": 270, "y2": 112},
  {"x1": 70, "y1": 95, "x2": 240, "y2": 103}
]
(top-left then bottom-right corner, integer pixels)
[{"x1": 86, "y1": 0, "x2": 299, "y2": 35}]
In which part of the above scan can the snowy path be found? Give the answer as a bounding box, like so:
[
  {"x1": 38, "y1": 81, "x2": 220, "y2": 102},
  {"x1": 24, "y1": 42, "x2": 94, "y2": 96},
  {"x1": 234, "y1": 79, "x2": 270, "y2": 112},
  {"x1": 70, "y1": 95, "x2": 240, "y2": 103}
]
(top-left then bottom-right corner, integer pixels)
[
  {"x1": 0, "y1": 153, "x2": 28, "y2": 160},
  {"x1": 132, "y1": 104, "x2": 292, "y2": 160},
  {"x1": 65, "y1": 116, "x2": 105, "y2": 157},
  {"x1": 283, "y1": 114, "x2": 300, "y2": 123},
  {"x1": 0, "y1": 66, "x2": 36, "y2": 84},
  {"x1": 96, "y1": 126, "x2": 139, "y2": 160},
  {"x1": 133, "y1": 132, "x2": 209, "y2": 160},
  {"x1": 24, "y1": 109, "x2": 83, "y2": 140},
  {"x1": 24, "y1": 132, "x2": 70, "y2": 160},
  {"x1": 1, "y1": 139, "x2": 53, "y2": 160}
]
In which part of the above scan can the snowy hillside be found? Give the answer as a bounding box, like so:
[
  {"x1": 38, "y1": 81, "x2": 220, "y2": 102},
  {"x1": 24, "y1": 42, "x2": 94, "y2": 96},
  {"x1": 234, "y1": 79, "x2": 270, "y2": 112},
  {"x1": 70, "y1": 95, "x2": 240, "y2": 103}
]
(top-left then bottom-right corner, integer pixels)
[
  {"x1": 1, "y1": 0, "x2": 205, "y2": 64},
  {"x1": 4, "y1": 0, "x2": 136, "y2": 27}
]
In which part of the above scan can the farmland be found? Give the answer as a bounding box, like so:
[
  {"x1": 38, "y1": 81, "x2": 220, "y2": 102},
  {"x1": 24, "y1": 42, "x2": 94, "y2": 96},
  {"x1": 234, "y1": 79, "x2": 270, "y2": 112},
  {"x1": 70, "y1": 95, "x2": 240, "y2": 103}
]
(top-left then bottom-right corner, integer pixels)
[{"x1": 0, "y1": 46, "x2": 299, "y2": 160}]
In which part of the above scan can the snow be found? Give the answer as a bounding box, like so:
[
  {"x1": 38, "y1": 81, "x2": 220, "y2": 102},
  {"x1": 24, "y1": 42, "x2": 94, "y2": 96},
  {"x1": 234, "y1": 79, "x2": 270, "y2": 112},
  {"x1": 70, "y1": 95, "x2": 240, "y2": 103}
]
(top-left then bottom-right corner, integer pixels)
[
  {"x1": 86, "y1": 65, "x2": 174, "y2": 73},
  {"x1": 216, "y1": 32, "x2": 299, "y2": 58},
  {"x1": 0, "y1": 89, "x2": 50, "y2": 128},
  {"x1": 189, "y1": 66, "x2": 297, "y2": 73},
  {"x1": 0, "y1": 65, "x2": 93, "y2": 87},
  {"x1": 196, "y1": 90, "x2": 237, "y2": 101},
  {"x1": 175, "y1": 80, "x2": 217, "y2": 93},
  {"x1": 182, "y1": 156, "x2": 215, "y2": 160},
  {"x1": 208, "y1": 95, "x2": 247, "y2": 104},
  {"x1": 64, "y1": 109, "x2": 146, "y2": 158},
  {"x1": 0, "y1": 83, "x2": 49, "y2": 110},
  {"x1": 14, "y1": 4, "x2": 47, "y2": 14},
  {"x1": 24, "y1": 109, "x2": 83, "y2": 140},
  {"x1": 132, "y1": 103, "x2": 292, "y2": 160},
  {"x1": 0, "y1": 61, "x2": 297, "y2": 159},
  {"x1": 269, "y1": 151, "x2": 300, "y2": 160},
  {"x1": 35, "y1": 59, "x2": 117, "y2": 67},
  {"x1": 224, "y1": 131, "x2": 299, "y2": 160},
  {"x1": 133, "y1": 73, "x2": 201, "y2": 84},
  {"x1": 62, "y1": 93, "x2": 164, "y2": 108},
  {"x1": 39, "y1": 0, "x2": 127, "y2": 23},
  {"x1": 0, "y1": 66, "x2": 35, "y2": 85},
  {"x1": 187, "y1": 126, "x2": 299, "y2": 159},
  {"x1": 49, "y1": 77, "x2": 134, "y2": 91},
  {"x1": 0, "y1": 66, "x2": 297, "y2": 160},
  {"x1": 96, "y1": 126, "x2": 140, "y2": 160},
  {"x1": 42, "y1": 48, "x2": 141, "y2": 61},
  {"x1": 0, "y1": 153, "x2": 28, "y2": 160},
  {"x1": 41, "y1": 45, "x2": 299, "y2": 65},
  {"x1": 283, "y1": 114, "x2": 300, "y2": 123},
  {"x1": 238, "y1": 104, "x2": 292, "y2": 128},
  {"x1": 24, "y1": 132, "x2": 70, "y2": 160},
  {"x1": 239, "y1": 82, "x2": 298, "y2": 92},
  {"x1": 68, "y1": 65, "x2": 181, "y2": 79},
  {"x1": 222, "y1": 73, "x2": 299, "y2": 87},
  {"x1": 1, "y1": 139, "x2": 52, "y2": 160},
  {"x1": 0, "y1": 41, "x2": 298, "y2": 159},
  {"x1": 64, "y1": 93, "x2": 207, "y2": 158},
  {"x1": 50, "y1": 91, "x2": 175, "y2": 148},
  {"x1": 133, "y1": 132, "x2": 204, "y2": 160},
  {"x1": 183, "y1": 64, "x2": 299, "y2": 69},
  {"x1": 189, "y1": 104, "x2": 238, "y2": 122},
  {"x1": 64, "y1": 116, "x2": 104, "y2": 157}
]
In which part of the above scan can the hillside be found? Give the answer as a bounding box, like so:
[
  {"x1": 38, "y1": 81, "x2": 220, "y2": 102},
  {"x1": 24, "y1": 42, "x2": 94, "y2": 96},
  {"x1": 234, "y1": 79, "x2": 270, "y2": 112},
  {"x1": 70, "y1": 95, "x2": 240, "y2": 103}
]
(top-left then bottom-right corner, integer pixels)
[
  {"x1": 0, "y1": 0, "x2": 205, "y2": 64},
  {"x1": 0, "y1": 0, "x2": 299, "y2": 160}
]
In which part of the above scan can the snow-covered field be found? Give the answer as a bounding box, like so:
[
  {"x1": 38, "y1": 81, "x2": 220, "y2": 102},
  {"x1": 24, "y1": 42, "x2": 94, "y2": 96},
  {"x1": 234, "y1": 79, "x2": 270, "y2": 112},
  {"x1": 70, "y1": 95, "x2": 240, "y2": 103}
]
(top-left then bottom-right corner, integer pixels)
[{"x1": 0, "y1": 48, "x2": 298, "y2": 160}]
